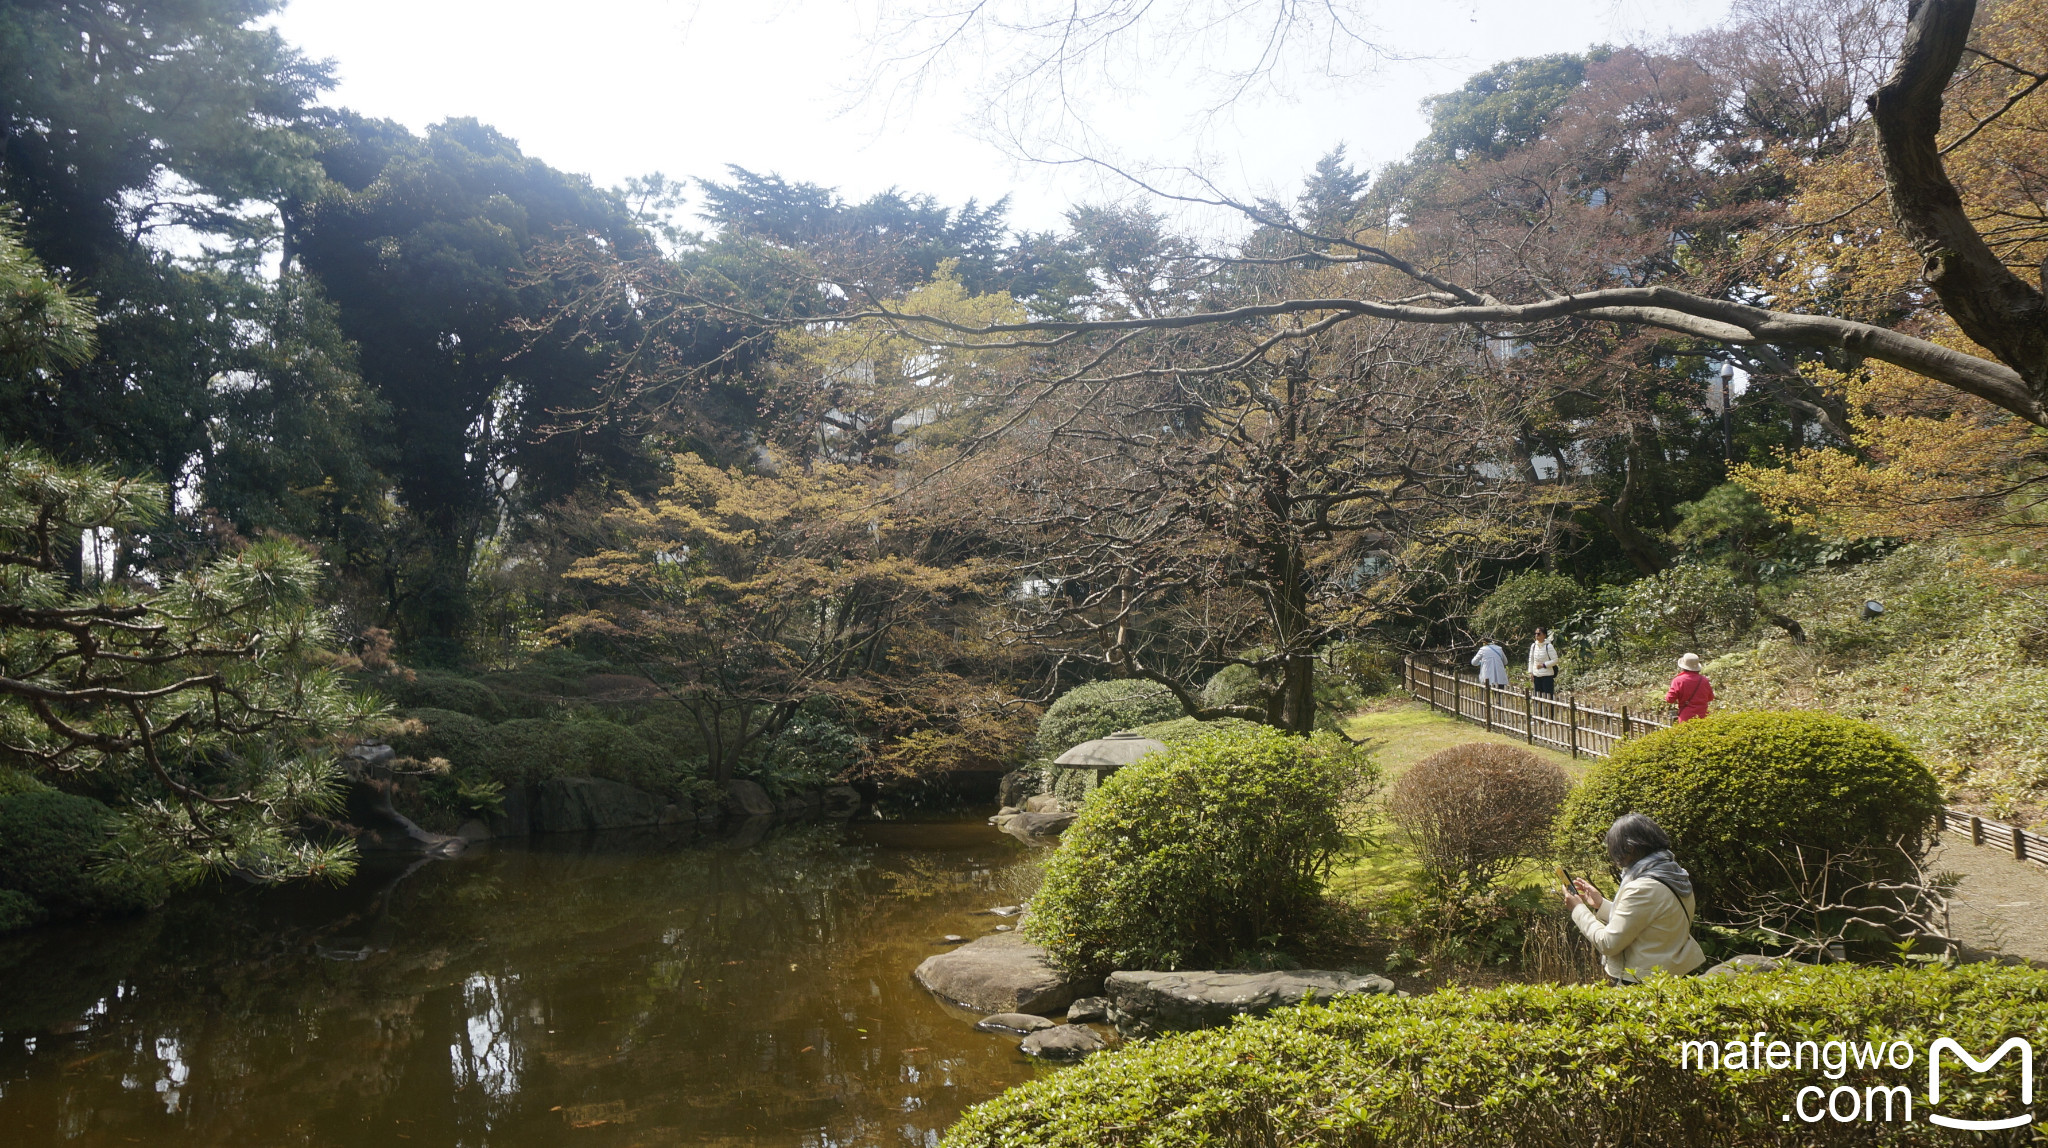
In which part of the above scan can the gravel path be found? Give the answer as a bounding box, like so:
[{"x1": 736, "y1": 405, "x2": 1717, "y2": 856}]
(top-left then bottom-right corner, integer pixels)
[{"x1": 1929, "y1": 837, "x2": 2048, "y2": 966}]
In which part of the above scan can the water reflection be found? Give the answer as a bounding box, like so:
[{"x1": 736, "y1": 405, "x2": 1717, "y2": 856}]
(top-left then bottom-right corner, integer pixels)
[{"x1": 0, "y1": 817, "x2": 1044, "y2": 1146}]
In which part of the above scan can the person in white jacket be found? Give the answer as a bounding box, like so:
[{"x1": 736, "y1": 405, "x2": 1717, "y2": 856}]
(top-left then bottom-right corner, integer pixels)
[
  {"x1": 1470, "y1": 638, "x2": 1509, "y2": 688},
  {"x1": 1564, "y1": 812, "x2": 1707, "y2": 984},
  {"x1": 1527, "y1": 627, "x2": 1559, "y2": 696}
]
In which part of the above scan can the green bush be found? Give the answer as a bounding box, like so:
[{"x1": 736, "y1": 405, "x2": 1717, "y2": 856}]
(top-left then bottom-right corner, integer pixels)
[
  {"x1": 1036, "y1": 680, "x2": 1190, "y2": 802},
  {"x1": 393, "y1": 669, "x2": 508, "y2": 720},
  {"x1": 0, "y1": 789, "x2": 160, "y2": 920},
  {"x1": 1606, "y1": 563, "x2": 1756, "y2": 651},
  {"x1": 1472, "y1": 570, "x2": 1586, "y2": 643},
  {"x1": 0, "y1": 888, "x2": 43, "y2": 933},
  {"x1": 391, "y1": 707, "x2": 496, "y2": 768},
  {"x1": 1032, "y1": 679, "x2": 1187, "y2": 761},
  {"x1": 1553, "y1": 711, "x2": 1943, "y2": 919},
  {"x1": 1025, "y1": 726, "x2": 1375, "y2": 974},
  {"x1": 942, "y1": 963, "x2": 2047, "y2": 1148}
]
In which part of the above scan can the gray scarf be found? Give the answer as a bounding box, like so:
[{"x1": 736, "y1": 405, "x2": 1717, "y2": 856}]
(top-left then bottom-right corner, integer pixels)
[{"x1": 1623, "y1": 849, "x2": 1694, "y2": 901}]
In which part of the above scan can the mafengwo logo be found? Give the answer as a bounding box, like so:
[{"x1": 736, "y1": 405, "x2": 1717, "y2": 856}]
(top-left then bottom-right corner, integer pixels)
[
  {"x1": 1927, "y1": 1037, "x2": 2032, "y2": 1131},
  {"x1": 1679, "y1": 1033, "x2": 2033, "y2": 1127}
]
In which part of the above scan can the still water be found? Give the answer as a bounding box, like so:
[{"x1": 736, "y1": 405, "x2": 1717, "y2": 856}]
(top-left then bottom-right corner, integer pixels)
[{"x1": 0, "y1": 816, "x2": 1048, "y2": 1147}]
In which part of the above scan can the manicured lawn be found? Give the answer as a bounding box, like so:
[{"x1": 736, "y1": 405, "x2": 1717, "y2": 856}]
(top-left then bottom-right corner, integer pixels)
[
  {"x1": 1343, "y1": 698, "x2": 1584, "y2": 780},
  {"x1": 1328, "y1": 699, "x2": 1585, "y2": 905}
]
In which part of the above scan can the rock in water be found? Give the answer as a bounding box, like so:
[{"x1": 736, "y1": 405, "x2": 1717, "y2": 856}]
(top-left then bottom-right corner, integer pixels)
[
  {"x1": 997, "y1": 767, "x2": 1041, "y2": 808},
  {"x1": 974, "y1": 1013, "x2": 1056, "y2": 1034},
  {"x1": 1020, "y1": 1025, "x2": 1107, "y2": 1060},
  {"x1": 534, "y1": 778, "x2": 664, "y2": 833},
  {"x1": 1065, "y1": 996, "x2": 1110, "y2": 1024},
  {"x1": 1021, "y1": 794, "x2": 1069, "y2": 814},
  {"x1": 913, "y1": 933, "x2": 1095, "y2": 1016},
  {"x1": 821, "y1": 785, "x2": 862, "y2": 817},
  {"x1": 722, "y1": 779, "x2": 775, "y2": 818},
  {"x1": 1105, "y1": 969, "x2": 1397, "y2": 1037},
  {"x1": 998, "y1": 811, "x2": 1077, "y2": 844}
]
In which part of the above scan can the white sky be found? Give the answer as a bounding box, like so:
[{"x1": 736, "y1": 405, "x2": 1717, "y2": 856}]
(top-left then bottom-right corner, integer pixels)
[{"x1": 269, "y1": 0, "x2": 1735, "y2": 234}]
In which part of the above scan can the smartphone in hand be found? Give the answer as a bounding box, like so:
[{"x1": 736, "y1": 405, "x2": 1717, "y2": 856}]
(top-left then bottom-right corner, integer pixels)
[{"x1": 1556, "y1": 865, "x2": 1578, "y2": 897}]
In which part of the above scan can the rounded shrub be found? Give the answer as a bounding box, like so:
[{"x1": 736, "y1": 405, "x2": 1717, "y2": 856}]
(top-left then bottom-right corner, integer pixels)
[
  {"x1": 942, "y1": 963, "x2": 2048, "y2": 1148},
  {"x1": 391, "y1": 707, "x2": 496, "y2": 771},
  {"x1": 1389, "y1": 742, "x2": 1571, "y2": 890},
  {"x1": 0, "y1": 789, "x2": 157, "y2": 919},
  {"x1": 1472, "y1": 571, "x2": 1585, "y2": 643},
  {"x1": 1024, "y1": 725, "x2": 1376, "y2": 975},
  {"x1": 1552, "y1": 710, "x2": 1943, "y2": 918},
  {"x1": 394, "y1": 669, "x2": 507, "y2": 720},
  {"x1": 1031, "y1": 679, "x2": 1186, "y2": 761},
  {"x1": 0, "y1": 888, "x2": 44, "y2": 933}
]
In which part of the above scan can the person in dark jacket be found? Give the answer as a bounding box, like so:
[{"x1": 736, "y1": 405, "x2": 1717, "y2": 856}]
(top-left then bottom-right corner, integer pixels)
[{"x1": 1664, "y1": 653, "x2": 1714, "y2": 722}]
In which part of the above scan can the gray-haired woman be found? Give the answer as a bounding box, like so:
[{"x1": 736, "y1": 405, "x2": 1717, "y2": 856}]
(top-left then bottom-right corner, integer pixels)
[{"x1": 1563, "y1": 812, "x2": 1707, "y2": 984}]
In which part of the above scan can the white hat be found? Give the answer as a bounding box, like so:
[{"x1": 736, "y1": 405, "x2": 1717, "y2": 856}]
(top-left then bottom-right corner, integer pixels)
[{"x1": 1677, "y1": 653, "x2": 1703, "y2": 672}]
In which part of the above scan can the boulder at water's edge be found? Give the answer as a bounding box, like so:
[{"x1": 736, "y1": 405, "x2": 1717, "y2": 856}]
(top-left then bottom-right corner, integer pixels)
[
  {"x1": 914, "y1": 932, "x2": 1095, "y2": 1016},
  {"x1": 1105, "y1": 969, "x2": 1397, "y2": 1036}
]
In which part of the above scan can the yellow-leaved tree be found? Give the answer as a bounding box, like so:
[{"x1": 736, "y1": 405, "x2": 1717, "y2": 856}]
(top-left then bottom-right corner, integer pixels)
[
  {"x1": 550, "y1": 452, "x2": 1024, "y2": 785},
  {"x1": 1739, "y1": 0, "x2": 2048, "y2": 538}
]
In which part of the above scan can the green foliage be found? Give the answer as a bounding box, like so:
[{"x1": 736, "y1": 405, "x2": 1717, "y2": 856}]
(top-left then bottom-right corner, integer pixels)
[
  {"x1": 1553, "y1": 711, "x2": 1943, "y2": 918},
  {"x1": 0, "y1": 888, "x2": 42, "y2": 933},
  {"x1": 1032, "y1": 679, "x2": 1186, "y2": 762},
  {"x1": 1472, "y1": 571, "x2": 1586, "y2": 643},
  {"x1": 943, "y1": 963, "x2": 2048, "y2": 1148},
  {"x1": 0, "y1": 443, "x2": 369, "y2": 883},
  {"x1": 0, "y1": 790, "x2": 162, "y2": 921},
  {"x1": 1670, "y1": 483, "x2": 1828, "y2": 584},
  {"x1": 394, "y1": 670, "x2": 510, "y2": 720},
  {"x1": 1417, "y1": 52, "x2": 1600, "y2": 163},
  {"x1": 1024, "y1": 726, "x2": 1376, "y2": 974},
  {"x1": 1374, "y1": 881, "x2": 1557, "y2": 972},
  {"x1": 1603, "y1": 563, "x2": 1756, "y2": 651},
  {"x1": 0, "y1": 216, "x2": 95, "y2": 379},
  {"x1": 392, "y1": 705, "x2": 709, "y2": 803}
]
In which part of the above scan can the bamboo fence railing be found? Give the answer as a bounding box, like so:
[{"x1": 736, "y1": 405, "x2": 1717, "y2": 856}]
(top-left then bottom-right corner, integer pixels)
[{"x1": 1398, "y1": 655, "x2": 2046, "y2": 870}]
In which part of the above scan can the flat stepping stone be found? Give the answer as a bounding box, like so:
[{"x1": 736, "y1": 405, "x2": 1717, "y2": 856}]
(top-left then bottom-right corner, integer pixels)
[
  {"x1": 913, "y1": 933, "x2": 1096, "y2": 1016},
  {"x1": 1020, "y1": 1024, "x2": 1107, "y2": 1060},
  {"x1": 1065, "y1": 996, "x2": 1110, "y2": 1024},
  {"x1": 974, "y1": 1012, "x2": 1056, "y2": 1034},
  {"x1": 1106, "y1": 969, "x2": 1396, "y2": 1036}
]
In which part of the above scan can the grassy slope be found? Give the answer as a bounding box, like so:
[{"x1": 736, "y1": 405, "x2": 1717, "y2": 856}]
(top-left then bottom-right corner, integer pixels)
[{"x1": 1563, "y1": 543, "x2": 2048, "y2": 824}]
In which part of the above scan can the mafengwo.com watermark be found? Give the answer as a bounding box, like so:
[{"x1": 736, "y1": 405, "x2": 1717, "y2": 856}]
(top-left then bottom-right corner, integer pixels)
[{"x1": 1679, "y1": 1033, "x2": 2033, "y2": 1129}]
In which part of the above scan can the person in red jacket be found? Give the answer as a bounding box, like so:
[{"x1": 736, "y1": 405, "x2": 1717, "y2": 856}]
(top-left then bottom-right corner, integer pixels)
[{"x1": 1665, "y1": 653, "x2": 1714, "y2": 722}]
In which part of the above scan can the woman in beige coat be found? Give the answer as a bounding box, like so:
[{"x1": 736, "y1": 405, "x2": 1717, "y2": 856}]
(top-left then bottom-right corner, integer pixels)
[{"x1": 1564, "y1": 812, "x2": 1707, "y2": 984}]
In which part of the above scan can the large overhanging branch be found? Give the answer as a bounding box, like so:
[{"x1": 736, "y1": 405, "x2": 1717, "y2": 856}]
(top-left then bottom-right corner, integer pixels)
[{"x1": 859, "y1": 285, "x2": 2043, "y2": 426}]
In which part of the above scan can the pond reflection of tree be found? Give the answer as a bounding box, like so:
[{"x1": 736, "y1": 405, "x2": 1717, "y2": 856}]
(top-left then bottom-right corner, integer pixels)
[{"x1": 0, "y1": 818, "x2": 1045, "y2": 1148}]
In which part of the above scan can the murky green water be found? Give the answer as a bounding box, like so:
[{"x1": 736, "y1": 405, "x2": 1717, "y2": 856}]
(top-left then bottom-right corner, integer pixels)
[{"x1": 0, "y1": 816, "x2": 1049, "y2": 1147}]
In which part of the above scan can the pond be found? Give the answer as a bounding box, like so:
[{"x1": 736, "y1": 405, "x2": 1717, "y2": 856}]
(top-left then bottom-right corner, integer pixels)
[{"x1": 0, "y1": 816, "x2": 1049, "y2": 1147}]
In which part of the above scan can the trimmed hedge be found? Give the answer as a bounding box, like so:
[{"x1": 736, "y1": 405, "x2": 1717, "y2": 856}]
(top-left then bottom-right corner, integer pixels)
[
  {"x1": 1553, "y1": 711, "x2": 1944, "y2": 918},
  {"x1": 1025, "y1": 726, "x2": 1374, "y2": 974},
  {"x1": 0, "y1": 789, "x2": 160, "y2": 923},
  {"x1": 1032, "y1": 680, "x2": 1186, "y2": 762},
  {"x1": 943, "y1": 963, "x2": 2048, "y2": 1147}
]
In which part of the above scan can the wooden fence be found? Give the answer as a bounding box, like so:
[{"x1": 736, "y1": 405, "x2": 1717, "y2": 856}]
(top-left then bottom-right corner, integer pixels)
[
  {"x1": 1939, "y1": 808, "x2": 2048, "y2": 870},
  {"x1": 1400, "y1": 655, "x2": 1669, "y2": 760},
  {"x1": 1401, "y1": 654, "x2": 2048, "y2": 870}
]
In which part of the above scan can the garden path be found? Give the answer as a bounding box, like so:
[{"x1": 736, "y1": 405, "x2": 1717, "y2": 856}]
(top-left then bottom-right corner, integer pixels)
[{"x1": 1929, "y1": 839, "x2": 2048, "y2": 966}]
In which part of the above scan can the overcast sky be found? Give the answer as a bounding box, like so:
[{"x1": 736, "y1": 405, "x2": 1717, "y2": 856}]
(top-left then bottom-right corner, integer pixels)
[{"x1": 268, "y1": 0, "x2": 1734, "y2": 234}]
